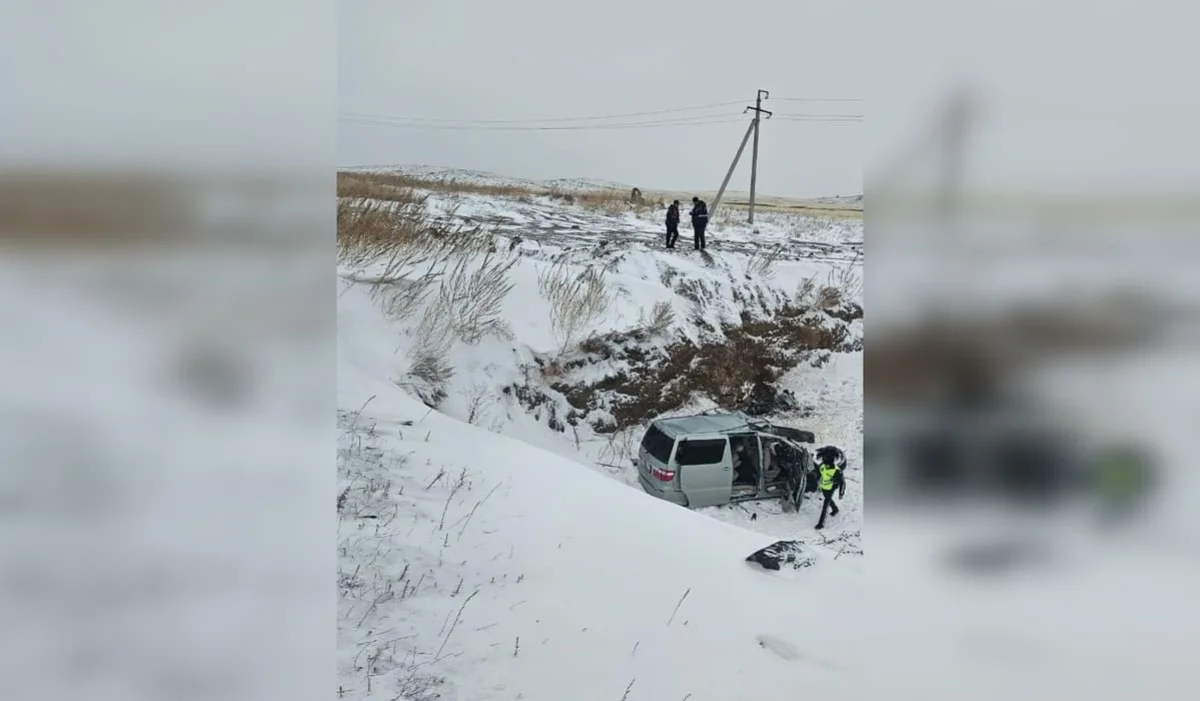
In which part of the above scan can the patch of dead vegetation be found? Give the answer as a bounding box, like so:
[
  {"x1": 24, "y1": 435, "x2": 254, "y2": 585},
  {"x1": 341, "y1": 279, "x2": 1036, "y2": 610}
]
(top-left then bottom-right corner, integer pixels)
[
  {"x1": 552, "y1": 307, "x2": 857, "y2": 433},
  {"x1": 341, "y1": 171, "x2": 536, "y2": 201},
  {"x1": 657, "y1": 263, "x2": 681, "y2": 289},
  {"x1": 501, "y1": 383, "x2": 567, "y2": 433},
  {"x1": 338, "y1": 172, "x2": 424, "y2": 204},
  {"x1": 673, "y1": 277, "x2": 720, "y2": 310},
  {"x1": 338, "y1": 170, "x2": 661, "y2": 215},
  {"x1": 730, "y1": 283, "x2": 788, "y2": 318},
  {"x1": 795, "y1": 263, "x2": 864, "y2": 323}
]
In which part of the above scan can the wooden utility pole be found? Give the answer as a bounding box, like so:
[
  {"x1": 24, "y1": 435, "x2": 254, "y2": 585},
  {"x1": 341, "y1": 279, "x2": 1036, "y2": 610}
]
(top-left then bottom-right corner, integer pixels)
[
  {"x1": 746, "y1": 89, "x2": 772, "y2": 224},
  {"x1": 709, "y1": 119, "x2": 756, "y2": 218}
]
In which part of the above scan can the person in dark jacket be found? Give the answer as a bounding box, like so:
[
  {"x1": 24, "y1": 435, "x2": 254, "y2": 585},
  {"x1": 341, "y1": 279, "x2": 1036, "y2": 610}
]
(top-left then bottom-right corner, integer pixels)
[
  {"x1": 814, "y1": 446, "x2": 847, "y2": 530},
  {"x1": 665, "y1": 200, "x2": 681, "y2": 248},
  {"x1": 689, "y1": 197, "x2": 709, "y2": 250}
]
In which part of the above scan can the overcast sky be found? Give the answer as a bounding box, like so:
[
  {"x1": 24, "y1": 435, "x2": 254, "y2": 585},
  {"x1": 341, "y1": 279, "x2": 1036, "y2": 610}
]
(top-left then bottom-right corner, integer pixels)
[
  {"x1": 339, "y1": 0, "x2": 863, "y2": 199},
  {"x1": 865, "y1": 0, "x2": 1200, "y2": 197}
]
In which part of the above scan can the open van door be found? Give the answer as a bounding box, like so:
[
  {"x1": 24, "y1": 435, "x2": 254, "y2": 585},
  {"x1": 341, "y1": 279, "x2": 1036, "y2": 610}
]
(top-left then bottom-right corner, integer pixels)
[
  {"x1": 675, "y1": 434, "x2": 733, "y2": 508},
  {"x1": 785, "y1": 460, "x2": 806, "y2": 511},
  {"x1": 778, "y1": 440, "x2": 809, "y2": 512}
]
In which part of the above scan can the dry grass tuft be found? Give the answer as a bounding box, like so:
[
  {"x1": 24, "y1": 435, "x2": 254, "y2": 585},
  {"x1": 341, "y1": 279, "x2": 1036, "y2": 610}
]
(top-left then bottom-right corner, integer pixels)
[
  {"x1": 338, "y1": 196, "x2": 507, "y2": 322},
  {"x1": 636, "y1": 300, "x2": 676, "y2": 337},
  {"x1": 429, "y1": 251, "x2": 518, "y2": 345},
  {"x1": 337, "y1": 195, "x2": 431, "y2": 268},
  {"x1": 796, "y1": 257, "x2": 863, "y2": 318},
  {"x1": 405, "y1": 345, "x2": 456, "y2": 407},
  {"x1": 338, "y1": 186, "x2": 520, "y2": 405},
  {"x1": 398, "y1": 296, "x2": 458, "y2": 407},
  {"x1": 536, "y1": 260, "x2": 613, "y2": 354},
  {"x1": 829, "y1": 258, "x2": 864, "y2": 303},
  {"x1": 339, "y1": 196, "x2": 445, "y2": 319},
  {"x1": 744, "y1": 244, "x2": 786, "y2": 281}
]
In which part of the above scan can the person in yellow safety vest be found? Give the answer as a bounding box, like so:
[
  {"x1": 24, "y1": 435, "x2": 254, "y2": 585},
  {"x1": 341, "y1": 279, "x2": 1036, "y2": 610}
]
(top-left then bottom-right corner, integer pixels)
[
  {"x1": 1095, "y1": 445, "x2": 1153, "y2": 526},
  {"x1": 814, "y1": 457, "x2": 846, "y2": 530}
]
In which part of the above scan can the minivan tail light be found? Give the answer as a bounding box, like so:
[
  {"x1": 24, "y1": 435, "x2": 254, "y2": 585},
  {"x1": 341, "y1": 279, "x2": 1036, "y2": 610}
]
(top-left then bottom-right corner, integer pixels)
[{"x1": 651, "y1": 465, "x2": 675, "y2": 482}]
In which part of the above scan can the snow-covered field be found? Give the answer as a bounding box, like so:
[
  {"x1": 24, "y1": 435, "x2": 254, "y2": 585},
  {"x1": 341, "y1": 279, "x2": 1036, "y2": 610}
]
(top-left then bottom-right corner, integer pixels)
[
  {"x1": 337, "y1": 169, "x2": 863, "y2": 700},
  {"x1": 419, "y1": 190, "x2": 861, "y2": 263},
  {"x1": 344, "y1": 164, "x2": 864, "y2": 213},
  {"x1": 344, "y1": 164, "x2": 634, "y2": 195}
]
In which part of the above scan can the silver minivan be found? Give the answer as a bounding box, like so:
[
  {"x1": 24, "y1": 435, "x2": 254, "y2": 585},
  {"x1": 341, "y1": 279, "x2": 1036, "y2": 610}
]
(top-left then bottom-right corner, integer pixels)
[{"x1": 634, "y1": 411, "x2": 817, "y2": 510}]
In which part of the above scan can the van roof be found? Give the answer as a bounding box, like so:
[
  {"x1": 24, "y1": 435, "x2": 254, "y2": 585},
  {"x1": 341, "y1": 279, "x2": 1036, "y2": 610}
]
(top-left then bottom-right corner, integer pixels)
[{"x1": 654, "y1": 412, "x2": 755, "y2": 438}]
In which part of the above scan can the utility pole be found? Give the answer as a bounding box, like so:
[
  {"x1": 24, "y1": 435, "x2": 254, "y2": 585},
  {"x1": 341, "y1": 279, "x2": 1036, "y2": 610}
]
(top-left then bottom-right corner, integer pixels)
[
  {"x1": 938, "y1": 87, "x2": 976, "y2": 240},
  {"x1": 746, "y1": 89, "x2": 772, "y2": 224},
  {"x1": 709, "y1": 119, "x2": 756, "y2": 218}
]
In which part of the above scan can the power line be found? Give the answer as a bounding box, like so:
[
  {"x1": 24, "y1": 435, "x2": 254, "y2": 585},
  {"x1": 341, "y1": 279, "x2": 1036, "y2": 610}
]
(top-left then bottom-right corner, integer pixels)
[
  {"x1": 343, "y1": 111, "x2": 740, "y2": 125},
  {"x1": 339, "y1": 99, "x2": 749, "y2": 126},
  {"x1": 340, "y1": 113, "x2": 752, "y2": 131},
  {"x1": 775, "y1": 113, "x2": 862, "y2": 121},
  {"x1": 772, "y1": 97, "x2": 863, "y2": 102},
  {"x1": 341, "y1": 112, "x2": 860, "y2": 131},
  {"x1": 342, "y1": 114, "x2": 746, "y2": 130}
]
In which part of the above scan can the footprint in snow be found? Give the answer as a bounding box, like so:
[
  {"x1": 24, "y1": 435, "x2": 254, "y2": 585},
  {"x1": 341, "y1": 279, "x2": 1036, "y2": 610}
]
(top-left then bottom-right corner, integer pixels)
[
  {"x1": 756, "y1": 634, "x2": 840, "y2": 670},
  {"x1": 755, "y1": 634, "x2": 800, "y2": 660}
]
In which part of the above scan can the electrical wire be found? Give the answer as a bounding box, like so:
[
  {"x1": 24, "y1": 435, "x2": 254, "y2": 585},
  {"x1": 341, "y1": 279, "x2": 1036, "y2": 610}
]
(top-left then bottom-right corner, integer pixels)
[
  {"x1": 341, "y1": 111, "x2": 860, "y2": 131},
  {"x1": 771, "y1": 97, "x2": 863, "y2": 102},
  {"x1": 774, "y1": 114, "x2": 862, "y2": 121},
  {"x1": 340, "y1": 113, "x2": 752, "y2": 131},
  {"x1": 339, "y1": 99, "x2": 750, "y2": 126}
]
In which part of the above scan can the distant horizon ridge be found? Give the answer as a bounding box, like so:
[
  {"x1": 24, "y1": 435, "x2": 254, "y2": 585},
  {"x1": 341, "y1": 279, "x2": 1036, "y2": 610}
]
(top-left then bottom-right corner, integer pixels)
[{"x1": 341, "y1": 163, "x2": 863, "y2": 202}]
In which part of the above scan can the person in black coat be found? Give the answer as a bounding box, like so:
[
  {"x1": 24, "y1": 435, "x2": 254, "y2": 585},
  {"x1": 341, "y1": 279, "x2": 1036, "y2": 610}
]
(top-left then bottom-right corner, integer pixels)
[
  {"x1": 689, "y1": 197, "x2": 709, "y2": 250},
  {"x1": 665, "y1": 200, "x2": 681, "y2": 248}
]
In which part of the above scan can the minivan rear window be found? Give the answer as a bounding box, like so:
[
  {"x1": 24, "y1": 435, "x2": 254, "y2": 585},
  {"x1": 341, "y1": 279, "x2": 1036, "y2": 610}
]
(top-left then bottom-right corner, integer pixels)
[
  {"x1": 641, "y1": 425, "x2": 675, "y2": 464},
  {"x1": 675, "y1": 438, "x2": 727, "y2": 466}
]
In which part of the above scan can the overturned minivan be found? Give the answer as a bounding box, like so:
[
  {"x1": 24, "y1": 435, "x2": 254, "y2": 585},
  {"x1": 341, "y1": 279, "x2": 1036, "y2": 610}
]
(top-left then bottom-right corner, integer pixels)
[{"x1": 634, "y1": 411, "x2": 819, "y2": 510}]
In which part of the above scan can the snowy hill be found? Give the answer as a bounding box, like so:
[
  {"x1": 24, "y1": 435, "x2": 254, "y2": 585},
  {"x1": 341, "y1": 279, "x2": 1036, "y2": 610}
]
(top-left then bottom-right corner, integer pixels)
[{"x1": 337, "y1": 170, "x2": 863, "y2": 700}]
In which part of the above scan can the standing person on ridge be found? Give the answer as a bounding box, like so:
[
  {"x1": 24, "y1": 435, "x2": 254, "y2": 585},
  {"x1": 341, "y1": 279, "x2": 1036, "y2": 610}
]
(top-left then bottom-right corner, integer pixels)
[
  {"x1": 665, "y1": 199, "x2": 681, "y2": 248},
  {"x1": 813, "y1": 446, "x2": 846, "y2": 530},
  {"x1": 689, "y1": 196, "x2": 709, "y2": 250}
]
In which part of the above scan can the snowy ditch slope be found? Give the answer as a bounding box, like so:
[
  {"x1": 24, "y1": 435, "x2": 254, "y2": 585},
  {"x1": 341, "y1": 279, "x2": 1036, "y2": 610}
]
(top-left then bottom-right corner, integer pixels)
[{"x1": 337, "y1": 175, "x2": 864, "y2": 700}]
